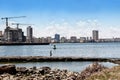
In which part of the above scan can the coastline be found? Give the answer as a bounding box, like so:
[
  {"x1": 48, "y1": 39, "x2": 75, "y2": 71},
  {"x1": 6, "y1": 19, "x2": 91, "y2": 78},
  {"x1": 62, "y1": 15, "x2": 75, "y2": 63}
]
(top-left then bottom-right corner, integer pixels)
[
  {"x1": 0, "y1": 62, "x2": 119, "y2": 80},
  {"x1": 0, "y1": 62, "x2": 109, "y2": 80}
]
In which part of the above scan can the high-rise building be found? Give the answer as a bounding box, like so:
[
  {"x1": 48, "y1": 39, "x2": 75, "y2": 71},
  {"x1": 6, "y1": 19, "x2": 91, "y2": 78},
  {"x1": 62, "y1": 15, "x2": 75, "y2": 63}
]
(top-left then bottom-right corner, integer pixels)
[
  {"x1": 27, "y1": 26, "x2": 33, "y2": 43},
  {"x1": 54, "y1": 34, "x2": 60, "y2": 43},
  {"x1": 4, "y1": 27, "x2": 24, "y2": 42},
  {"x1": 92, "y1": 30, "x2": 99, "y2": 41}
]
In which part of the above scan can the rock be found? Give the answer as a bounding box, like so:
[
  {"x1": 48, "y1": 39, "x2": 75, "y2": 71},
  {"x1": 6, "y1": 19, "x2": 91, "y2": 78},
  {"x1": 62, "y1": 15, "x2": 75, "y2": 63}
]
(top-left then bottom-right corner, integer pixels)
[
  {"x1": 16, "y1": 67, "x2": 28, "y2": 74},
  {"x1": 28, "y1": 66, "x2": 37, "y2": 74},
  {"x1": 39, "y1": 67, "x2": 51, "y2": 75},
  {"x1": 0, "y1": 63, "x2": 109, "y2": 80},
  {"x1": 32, "y1": 66, "x2": 36, "y2": 70},
  {"x1": 0, "y1": 64, "x2": 16, "y2": 74}
]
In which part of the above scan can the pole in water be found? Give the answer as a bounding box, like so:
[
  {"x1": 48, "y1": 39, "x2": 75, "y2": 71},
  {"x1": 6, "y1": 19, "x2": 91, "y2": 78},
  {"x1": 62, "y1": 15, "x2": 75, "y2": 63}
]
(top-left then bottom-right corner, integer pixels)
[
  {"x1": 50, "y1": 50, "x2": 52, "y2": 57},
  {"x1": 53, "y1": 45, "x2": 56, "y2": 50}
]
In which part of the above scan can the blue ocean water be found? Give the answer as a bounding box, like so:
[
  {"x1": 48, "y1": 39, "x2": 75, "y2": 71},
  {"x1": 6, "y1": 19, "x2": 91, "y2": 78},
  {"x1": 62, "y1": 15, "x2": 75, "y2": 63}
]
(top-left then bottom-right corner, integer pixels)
[
  {"x1": 0, "y1": 43, "x2": 120, "y2": 58},
  {"x1": 0, "y1": 43, "x2": 119, "y2": 71}
]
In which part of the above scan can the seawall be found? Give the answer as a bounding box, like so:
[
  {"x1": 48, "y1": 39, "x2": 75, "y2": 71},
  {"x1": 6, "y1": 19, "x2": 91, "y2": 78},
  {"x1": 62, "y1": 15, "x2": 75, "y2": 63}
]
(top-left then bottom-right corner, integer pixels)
[
  {"x1": 0, "y1": 43, "x2": 49, "y2": 46},
  {"x1": 0, "y1": 56, "x2": 119, "y2": 64}
]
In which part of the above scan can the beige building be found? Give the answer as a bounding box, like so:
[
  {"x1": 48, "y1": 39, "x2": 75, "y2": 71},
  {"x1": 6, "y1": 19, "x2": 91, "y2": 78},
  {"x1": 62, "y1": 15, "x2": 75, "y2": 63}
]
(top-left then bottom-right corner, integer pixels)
[
  {"x1": 60, "y1": 37, "x2": 67, "y2": 43},
  {"x1": 27, "y1": 26, "x2": 33, "y2": 43},
  {"x1": 80, "y1": 37, "x2": 86, "y2": 43},
  {"x1": 46, "y1": 37, "x2": 52, "y2": 43},
  {"x1": 70, "y1": 36, "x2": 77, "y2": 43},
  {"x1": 0, "y1": 31, "x2": 2, "y2": 36}
]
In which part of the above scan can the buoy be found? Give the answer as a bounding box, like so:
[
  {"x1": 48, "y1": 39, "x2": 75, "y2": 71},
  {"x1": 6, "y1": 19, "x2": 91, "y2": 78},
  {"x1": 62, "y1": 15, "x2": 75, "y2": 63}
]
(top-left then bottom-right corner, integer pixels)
[{"x1": 53, "y1": 45, "x2": 56, "y2": 49}]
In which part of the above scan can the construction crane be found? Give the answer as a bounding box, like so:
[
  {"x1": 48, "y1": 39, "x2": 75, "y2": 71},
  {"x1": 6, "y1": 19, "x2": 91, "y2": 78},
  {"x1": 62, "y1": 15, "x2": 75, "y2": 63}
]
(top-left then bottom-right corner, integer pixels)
[
  {"x1": 11, "y1": 23, "x2": 34, "y2": 28},
  {"x1": 1, "y1": 16, "x2": 26, "y2": 27}
]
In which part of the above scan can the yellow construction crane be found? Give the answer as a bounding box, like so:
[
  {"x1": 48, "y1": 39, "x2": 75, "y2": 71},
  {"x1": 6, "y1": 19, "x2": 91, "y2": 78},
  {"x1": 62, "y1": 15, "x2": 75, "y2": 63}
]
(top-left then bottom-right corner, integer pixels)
[
  {"x1": 1, "y1": 16, "x2": 26, "y2": 27},
  {"x1": 11, "y1": 23, "x2": 34, "y2": 28}
]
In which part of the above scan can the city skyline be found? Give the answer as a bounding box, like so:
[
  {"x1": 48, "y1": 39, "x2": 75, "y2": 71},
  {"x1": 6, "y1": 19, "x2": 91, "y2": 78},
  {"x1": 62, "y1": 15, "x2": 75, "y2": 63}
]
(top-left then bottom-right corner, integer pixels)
[
  {"x1": 0, "y1": 0, "x2": 120, "y2": 38},
  {"x1": 1, "y1": 26, "x2": 120, "y2": 43}
]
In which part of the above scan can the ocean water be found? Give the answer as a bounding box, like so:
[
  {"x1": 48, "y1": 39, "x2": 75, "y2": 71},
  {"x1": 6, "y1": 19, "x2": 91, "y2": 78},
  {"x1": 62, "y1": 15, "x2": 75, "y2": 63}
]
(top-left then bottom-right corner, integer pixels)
[
  {"x1": 0, "y1": 43, "x2": 119, "y2": 71},
  {"x1": 0, "y1": 62, "x2": 117, "y2": 72},
  {"x1": 0, "y1": 43, "x2": 120, "y2": 58}
]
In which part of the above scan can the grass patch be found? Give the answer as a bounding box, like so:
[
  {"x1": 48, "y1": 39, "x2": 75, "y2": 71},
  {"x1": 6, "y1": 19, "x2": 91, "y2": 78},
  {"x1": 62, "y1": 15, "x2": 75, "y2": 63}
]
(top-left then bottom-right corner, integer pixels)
[{"x1": 86, "y1": 66, "x2": 120, "y2": 80}]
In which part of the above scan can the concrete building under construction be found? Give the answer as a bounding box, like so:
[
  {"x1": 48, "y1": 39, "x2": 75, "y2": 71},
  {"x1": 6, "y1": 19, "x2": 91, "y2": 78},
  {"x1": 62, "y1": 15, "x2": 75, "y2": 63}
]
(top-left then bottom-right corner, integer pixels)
[{"x1": 4, "y1": 27, "x2": 25, "y2": 42}]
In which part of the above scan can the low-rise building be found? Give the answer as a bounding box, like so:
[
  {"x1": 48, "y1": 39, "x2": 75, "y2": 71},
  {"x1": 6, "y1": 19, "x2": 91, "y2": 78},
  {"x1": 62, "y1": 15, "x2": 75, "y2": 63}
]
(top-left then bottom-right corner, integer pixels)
[
  {"x1": 80, "y1": 37, "x2": 86, "y2": 43},
  {"x1": 0, "y1": 31, "x2": 2, "y2": 36},
  {"x1": 70, "y1": 36, "x2": 77, "y2": 43},
  {"x1": 46, "y1": 37, "x2": 52, "y2": 43},
  {"x1": 60, "y1": 37, "x2": 67, "y2": 43}
]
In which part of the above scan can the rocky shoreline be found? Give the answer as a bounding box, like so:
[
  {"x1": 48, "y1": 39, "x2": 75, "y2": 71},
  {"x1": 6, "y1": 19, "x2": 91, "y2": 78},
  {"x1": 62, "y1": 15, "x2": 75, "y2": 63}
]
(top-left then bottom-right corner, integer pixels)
[{"x1": 0, "y1": 62, "x2": 108, "y2": 80}]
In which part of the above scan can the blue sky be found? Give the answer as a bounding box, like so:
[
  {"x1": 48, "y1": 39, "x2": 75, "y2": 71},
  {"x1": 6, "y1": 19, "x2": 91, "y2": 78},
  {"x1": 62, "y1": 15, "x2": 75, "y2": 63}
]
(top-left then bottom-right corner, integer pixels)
[{"x1": 0, "y1": 0, "x2": 120, "y2": 38}]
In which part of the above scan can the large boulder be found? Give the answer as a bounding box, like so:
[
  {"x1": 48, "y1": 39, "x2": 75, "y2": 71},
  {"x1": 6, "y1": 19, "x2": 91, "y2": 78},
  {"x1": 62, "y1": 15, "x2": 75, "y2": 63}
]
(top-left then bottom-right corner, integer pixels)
[
  {"x1": 0, "y1": 64, "x2": 16, "y2": 74},
  {"x1": 16, "y1": 67, "x2": 28, "y2": 74},
  {"x1": 39, "y1": 67, "x2": 51, "y2": 75}
]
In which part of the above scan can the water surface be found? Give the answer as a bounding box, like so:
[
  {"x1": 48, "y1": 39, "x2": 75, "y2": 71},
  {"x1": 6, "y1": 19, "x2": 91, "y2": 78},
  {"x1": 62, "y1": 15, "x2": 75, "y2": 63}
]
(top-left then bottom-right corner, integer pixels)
[
  {"x1": 0, "y1": 43, "x2": 120, "y2": 58},
  {"x1": 0, "y1": 62, "x2": 117, "y2": 72},
  {"x1": 0, "y1": 43, "x2": 119, "y2": 71}
]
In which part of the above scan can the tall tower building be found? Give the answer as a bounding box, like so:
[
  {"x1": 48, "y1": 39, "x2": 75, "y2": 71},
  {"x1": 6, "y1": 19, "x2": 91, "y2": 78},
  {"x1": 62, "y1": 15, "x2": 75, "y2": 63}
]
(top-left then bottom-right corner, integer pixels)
[
  {"x1": 92, "y1": 30, "x2": 99, "y2": 41},
  {"x1": 27, "y1": 26, "x2": 33, "y2": 43},
  {"x1": 54, "y1": 34, "x2": 60, "y2": 43}
]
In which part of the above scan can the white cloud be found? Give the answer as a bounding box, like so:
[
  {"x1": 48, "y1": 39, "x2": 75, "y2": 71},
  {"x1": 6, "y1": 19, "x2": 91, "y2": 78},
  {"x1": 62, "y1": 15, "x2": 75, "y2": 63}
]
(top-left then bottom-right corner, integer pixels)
[
  {"x1": 1, "y1": 19, "x2": 120, "y2": 39},
  {"x1": 34, "y1": 19, "x2": 102, "y2": 38},
  {"x1": 100, "y1": 26, "x2": 120, "y2": 38}
]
